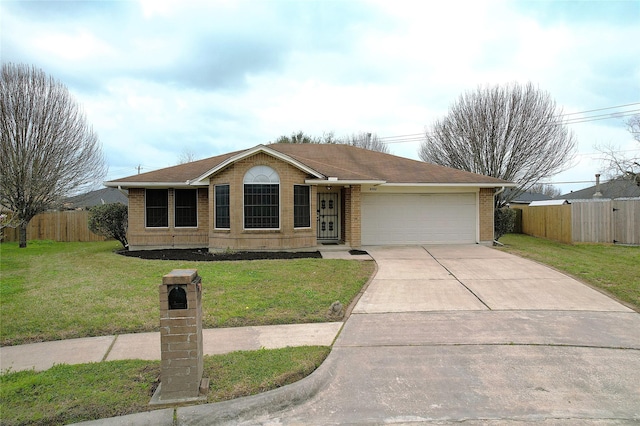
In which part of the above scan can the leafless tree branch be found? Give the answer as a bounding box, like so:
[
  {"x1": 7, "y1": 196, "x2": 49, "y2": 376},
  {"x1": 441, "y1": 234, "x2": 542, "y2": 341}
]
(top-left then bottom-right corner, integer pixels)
[
  {"x1": 341, "y1": 132, "x2": 390, "y2": 153},
  {"x1": 419, "y1": 82, "x2": 576, "y2": 205},
  {"x1": 0, "y1": 63, "x2": 107, "y2": 247},
  {"x1": 596, "y1": 114, "x2": 640, "y2": 185}
]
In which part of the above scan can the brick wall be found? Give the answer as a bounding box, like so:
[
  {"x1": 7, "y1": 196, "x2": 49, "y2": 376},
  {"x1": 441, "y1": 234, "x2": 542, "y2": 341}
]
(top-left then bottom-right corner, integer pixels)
[
  {"x1": 343, "y1": 185, "x2": 362, "y2": 248},
  {"x1": 208, "y1": 153, "x2": 316, "y2": 250},
  {"x1": 127, "y1": 188, "x2": 209, "y2": 250},
  {"x1": 479, "y1": 188, "x2": 495, "y2": 243}
]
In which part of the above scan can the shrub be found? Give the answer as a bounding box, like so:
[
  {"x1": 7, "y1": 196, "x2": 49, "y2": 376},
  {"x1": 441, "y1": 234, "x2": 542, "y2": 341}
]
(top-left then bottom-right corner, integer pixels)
[
  {"x1": 494, "y1": 207, "x2": 516, "y2": 241},
  {"x1": 88, "y1": 203, "x2": 128, "y2": 248}
]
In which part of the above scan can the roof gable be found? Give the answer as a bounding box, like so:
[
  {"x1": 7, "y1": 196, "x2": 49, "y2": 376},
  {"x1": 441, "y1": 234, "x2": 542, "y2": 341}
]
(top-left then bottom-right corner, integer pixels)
[{"x1": 190, "y1": 145, "x2": 324, "y2": 184}]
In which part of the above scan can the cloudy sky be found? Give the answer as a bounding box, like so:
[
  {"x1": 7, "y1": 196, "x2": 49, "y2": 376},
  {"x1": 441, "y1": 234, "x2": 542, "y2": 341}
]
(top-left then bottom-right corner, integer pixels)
[{"x1": 2, "y1": 0, "x2": 639, "y2": 193}]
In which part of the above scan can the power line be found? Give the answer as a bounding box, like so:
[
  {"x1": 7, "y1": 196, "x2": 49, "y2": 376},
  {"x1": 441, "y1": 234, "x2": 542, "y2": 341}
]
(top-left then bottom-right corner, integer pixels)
[
  {"x1": 558, "y1": 102, "x2": 640, "y2": 117},
  {"x1": 376, "y1": 103, "x2": 640, "y2": 145},
  {"x1": 558, "y1": 109, "x2": 640, "y2": 125}
]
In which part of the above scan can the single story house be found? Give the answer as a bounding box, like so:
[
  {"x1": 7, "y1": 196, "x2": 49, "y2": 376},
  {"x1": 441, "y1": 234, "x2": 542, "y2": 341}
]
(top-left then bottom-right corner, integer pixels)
[{"x1": 105, "y1": 143, "x2": 514, "y2": 251}]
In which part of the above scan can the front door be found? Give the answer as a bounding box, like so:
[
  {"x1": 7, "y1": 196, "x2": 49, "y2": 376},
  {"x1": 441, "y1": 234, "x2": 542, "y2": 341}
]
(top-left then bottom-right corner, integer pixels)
[{"x1": 317, "y1": 192, "x2": 339, "y2": 241}]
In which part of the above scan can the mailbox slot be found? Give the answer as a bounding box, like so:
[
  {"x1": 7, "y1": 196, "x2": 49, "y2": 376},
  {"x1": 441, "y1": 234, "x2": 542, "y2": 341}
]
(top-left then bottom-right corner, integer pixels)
[{"x1": 168, "y1": 285, "x2": 188, "y2": 310}]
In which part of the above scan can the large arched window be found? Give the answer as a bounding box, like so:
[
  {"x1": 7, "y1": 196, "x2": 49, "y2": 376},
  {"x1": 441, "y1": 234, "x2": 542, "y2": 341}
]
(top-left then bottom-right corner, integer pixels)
[{"x1": 243, "y1": 166, "x2": 280, "y2": 229}]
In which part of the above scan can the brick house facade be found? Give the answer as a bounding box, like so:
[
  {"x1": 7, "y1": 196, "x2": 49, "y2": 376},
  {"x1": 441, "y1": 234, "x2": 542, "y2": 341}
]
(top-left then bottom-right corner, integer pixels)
[{"x1": 106, "y1": 144, "x2": 513, "y2": 251}]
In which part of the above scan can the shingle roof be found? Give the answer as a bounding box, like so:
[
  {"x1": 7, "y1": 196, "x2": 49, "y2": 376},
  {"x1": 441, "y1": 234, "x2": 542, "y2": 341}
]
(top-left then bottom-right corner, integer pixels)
[
  {"x1": 64, "y1": 187, "x2": 129, "y2": 208},
  {"x1": 558, "y1": 178, "x2": 640, "y2": 200},
  {"x1": 506, "y1": 189, "x2": 552, "y2": 204},
  {"x1": 105, "y1": 144, "x2": 511, "y2": 187}
]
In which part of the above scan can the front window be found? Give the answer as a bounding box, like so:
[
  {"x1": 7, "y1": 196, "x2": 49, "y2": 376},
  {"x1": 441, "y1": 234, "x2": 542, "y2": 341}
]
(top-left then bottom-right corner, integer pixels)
[
  {"x1": 215, "y1": 184, "x2": 230, "y2": 229},
  {"x1": 294, "y1": 185, "x2": 311, "y2": 228},
  {"x1": 146, "y1": 189, "x2": 168, "y2": 227},
  {"x1": 175, "y1": 189, "x2": 197, "y2": 227},
  {"x1": 243, "y1": 166, "x2": 280, "y2": 229}
]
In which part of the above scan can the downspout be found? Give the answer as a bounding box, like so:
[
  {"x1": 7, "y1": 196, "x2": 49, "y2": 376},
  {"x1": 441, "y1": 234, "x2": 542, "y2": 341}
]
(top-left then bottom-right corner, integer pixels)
[
  {"x1": 493, "y1": 186, "x2": 506, "y2": 246},
  {"x1": 116, "y1": 185, "x2": 129, "y2": 198}
]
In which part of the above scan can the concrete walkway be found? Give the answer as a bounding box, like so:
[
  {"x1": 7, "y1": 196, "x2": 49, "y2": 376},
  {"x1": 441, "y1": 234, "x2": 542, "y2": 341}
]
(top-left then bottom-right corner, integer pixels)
[{"x1": 0, "y1": 323, "x2": 343, "y2": 373}]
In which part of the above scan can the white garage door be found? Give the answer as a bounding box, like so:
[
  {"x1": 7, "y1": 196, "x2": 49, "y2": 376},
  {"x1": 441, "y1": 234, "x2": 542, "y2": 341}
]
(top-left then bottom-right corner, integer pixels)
[{"x1": 361, "y1": 193, "x2": 477, "y2": 245}]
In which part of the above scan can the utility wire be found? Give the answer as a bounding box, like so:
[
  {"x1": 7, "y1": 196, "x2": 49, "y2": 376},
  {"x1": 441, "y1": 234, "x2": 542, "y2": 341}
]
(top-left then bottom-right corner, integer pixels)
[
  {"x1": 557, "y1": 109, "x2": 640, "y2": 125},
  {"x1": 557, "y1": 102, "x2": 640, "y2": 117},
  {"x1": 376, "y1": 102, "x2": 640, "y2": 145}
]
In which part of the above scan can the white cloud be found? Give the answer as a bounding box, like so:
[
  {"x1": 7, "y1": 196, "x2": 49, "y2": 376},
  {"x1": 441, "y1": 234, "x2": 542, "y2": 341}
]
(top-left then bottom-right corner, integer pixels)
[{"x1": 2, "y1": 0, "x2": 638, "y2": 193}]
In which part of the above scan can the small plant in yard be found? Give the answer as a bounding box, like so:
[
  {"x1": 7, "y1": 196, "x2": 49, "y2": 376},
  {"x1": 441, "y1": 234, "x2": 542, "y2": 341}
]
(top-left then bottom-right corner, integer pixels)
[
  {"x1": 494, "y1": 207, "x2": 516, "y2": 241},
  {"x1": 88, "y1": 203, "x2": 128, "y2": 248}
]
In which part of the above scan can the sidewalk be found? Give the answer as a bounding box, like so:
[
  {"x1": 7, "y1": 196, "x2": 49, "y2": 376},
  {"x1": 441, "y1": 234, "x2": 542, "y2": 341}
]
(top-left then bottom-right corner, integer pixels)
[{"x1": 0, "y1": 322, "x2": 343, "y2": 373}]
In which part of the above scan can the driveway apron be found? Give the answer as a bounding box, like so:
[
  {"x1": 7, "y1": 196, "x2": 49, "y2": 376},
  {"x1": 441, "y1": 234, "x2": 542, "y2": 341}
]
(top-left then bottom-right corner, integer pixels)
[{"x1": 209, "y1": 244, "x2": 640, "y2": 425}]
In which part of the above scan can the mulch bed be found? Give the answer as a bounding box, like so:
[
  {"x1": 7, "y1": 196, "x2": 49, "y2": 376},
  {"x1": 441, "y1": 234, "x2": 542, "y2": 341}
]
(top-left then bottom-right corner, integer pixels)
[{"x1": 117, "y1": 248, "x2": 323, "y2": 261}]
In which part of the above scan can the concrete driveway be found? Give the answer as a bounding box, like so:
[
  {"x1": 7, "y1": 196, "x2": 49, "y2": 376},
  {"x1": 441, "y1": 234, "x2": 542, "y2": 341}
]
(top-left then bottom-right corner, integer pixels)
[{"x1": 119, "y1": 244, "x2": 640, "y2": 426}]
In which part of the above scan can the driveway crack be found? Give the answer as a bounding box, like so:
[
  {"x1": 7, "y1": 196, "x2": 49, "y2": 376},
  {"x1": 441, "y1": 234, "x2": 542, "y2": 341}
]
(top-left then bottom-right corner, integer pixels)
[{"x1": 423, "y1": 247, "x2": 492, "y2": 310}]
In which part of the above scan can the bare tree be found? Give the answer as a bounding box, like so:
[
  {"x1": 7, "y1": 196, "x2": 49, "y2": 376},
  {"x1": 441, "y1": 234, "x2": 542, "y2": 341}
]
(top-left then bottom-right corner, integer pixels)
[
  {"x1": 272, "y1": 131, "x2": 337, "y2": 144},
  {"x1": 529, "y1": 183, "x2": 562, "y2": 198},
  {"x1": 628, "y1": 114, "x2": 640, "y2": 143},
  {"x1": 272, "y1": 130, "x2": 389, "y2": 153},
  {"x1": 341, "y1": 132, "x2": 390, "y2": 153},
  {"x1": 0, "y1": 63, "x2": 107, "y2": 247},
  {"x1": 178, "y1": 148, "x2": 199, "y2": 164},
  {"x1": 419, "y1": 82, "x2": 576, "y2": 205},
  {"x1": 597, "y1": 114, "x2": 640, "y2": 185}
]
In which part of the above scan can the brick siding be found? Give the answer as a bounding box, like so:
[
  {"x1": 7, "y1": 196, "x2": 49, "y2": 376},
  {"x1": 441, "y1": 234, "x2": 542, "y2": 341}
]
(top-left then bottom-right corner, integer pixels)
[{"x1": 479, "y1": 187, "x2": 495, "y2": 243}]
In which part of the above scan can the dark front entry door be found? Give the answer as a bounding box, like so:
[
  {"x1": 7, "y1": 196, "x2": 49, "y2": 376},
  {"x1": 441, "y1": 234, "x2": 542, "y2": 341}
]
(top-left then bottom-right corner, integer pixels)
[{"x1": 317, "y1": 192, "x2": 339, "y2": 241}]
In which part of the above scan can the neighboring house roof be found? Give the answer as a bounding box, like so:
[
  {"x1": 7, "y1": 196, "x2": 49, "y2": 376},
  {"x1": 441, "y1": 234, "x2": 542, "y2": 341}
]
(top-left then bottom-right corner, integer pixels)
[
  {"x1": 63, "y1": 187, "x2": 128, "y2": 209},
  {"x1": 558, "y1": 177, "x2": 640, "y2": 200},
  {"x1": 529, "y1": 199, "x2": 570, "y2": 206},
  {"x1": 105, "y1": 144, "x2": 513, "y2": 188},
  {"x1": 506, "y1": 190, "x2": 552, "y2": 205}
]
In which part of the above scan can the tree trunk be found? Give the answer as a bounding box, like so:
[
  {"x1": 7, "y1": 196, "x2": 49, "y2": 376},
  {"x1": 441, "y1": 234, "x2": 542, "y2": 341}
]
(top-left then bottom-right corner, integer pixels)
[{"x1": 19, "y1": 222, "x2": 28, "y2": 248}]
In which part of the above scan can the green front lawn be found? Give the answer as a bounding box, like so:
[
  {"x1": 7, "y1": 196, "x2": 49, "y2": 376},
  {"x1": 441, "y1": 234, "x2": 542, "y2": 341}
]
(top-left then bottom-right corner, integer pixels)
[
  {"x1": 497, "y1": 234, "x2": 640, "y2": 311},
  {"x1": 0, "y1": 241, "x2": 374, "y2": 346}
]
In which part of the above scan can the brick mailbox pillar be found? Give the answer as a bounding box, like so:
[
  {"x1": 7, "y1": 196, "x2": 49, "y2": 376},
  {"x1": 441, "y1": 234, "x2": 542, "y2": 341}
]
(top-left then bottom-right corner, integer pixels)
[{"x1": 151, "y1": 269, "x2": 208, "y2": 405}]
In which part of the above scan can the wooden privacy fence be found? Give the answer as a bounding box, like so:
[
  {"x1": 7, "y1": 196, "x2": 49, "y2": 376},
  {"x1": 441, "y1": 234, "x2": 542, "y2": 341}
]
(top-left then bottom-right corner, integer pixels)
[
  {"x1": 519, "y1": 204, "x2": 573, "y2": 243},
  {"x1": 1, "y1": 210, "x2": 106, "y2": 243},
  {"x1": 517, "y1": 200, "x2": 640, "y2": 245}
]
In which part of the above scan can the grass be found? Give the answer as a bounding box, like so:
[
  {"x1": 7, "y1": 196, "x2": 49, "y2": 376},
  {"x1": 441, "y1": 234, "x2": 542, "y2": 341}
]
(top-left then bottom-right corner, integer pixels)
[
  {"x1": 0, "y1": 241, "x2": 374, "y2": 346},
  {"x1": 497, "y1": 234, "x2": 640, "y2": 311},
  {"x1": 0, "y1": 240, "x2": 366, "y2": 424},
  {"x1": 0, "y1": 346, "x2": 330, "y2": 426}
]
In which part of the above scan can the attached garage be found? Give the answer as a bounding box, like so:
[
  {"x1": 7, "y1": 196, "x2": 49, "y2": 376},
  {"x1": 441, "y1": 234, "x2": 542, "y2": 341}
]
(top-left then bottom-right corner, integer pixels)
[
  {"x1": 107, "y1": 143, "x2": 511, "y2": 250},
  {"x1": 361, "y1": 193, "x2": 477, "y2": 245}
]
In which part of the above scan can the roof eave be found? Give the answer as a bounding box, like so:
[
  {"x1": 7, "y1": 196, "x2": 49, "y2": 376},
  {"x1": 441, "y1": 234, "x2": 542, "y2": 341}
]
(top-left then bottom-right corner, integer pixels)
[
  {"x1": 380, "y1": 182, "x2": 517, "y2": 188},
  {"x1": 305, "y1": 179, "x2": 387, "y2": 186},
  {"x1": 104, "y1": 181, "x2": 195, "y2": 189}
]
